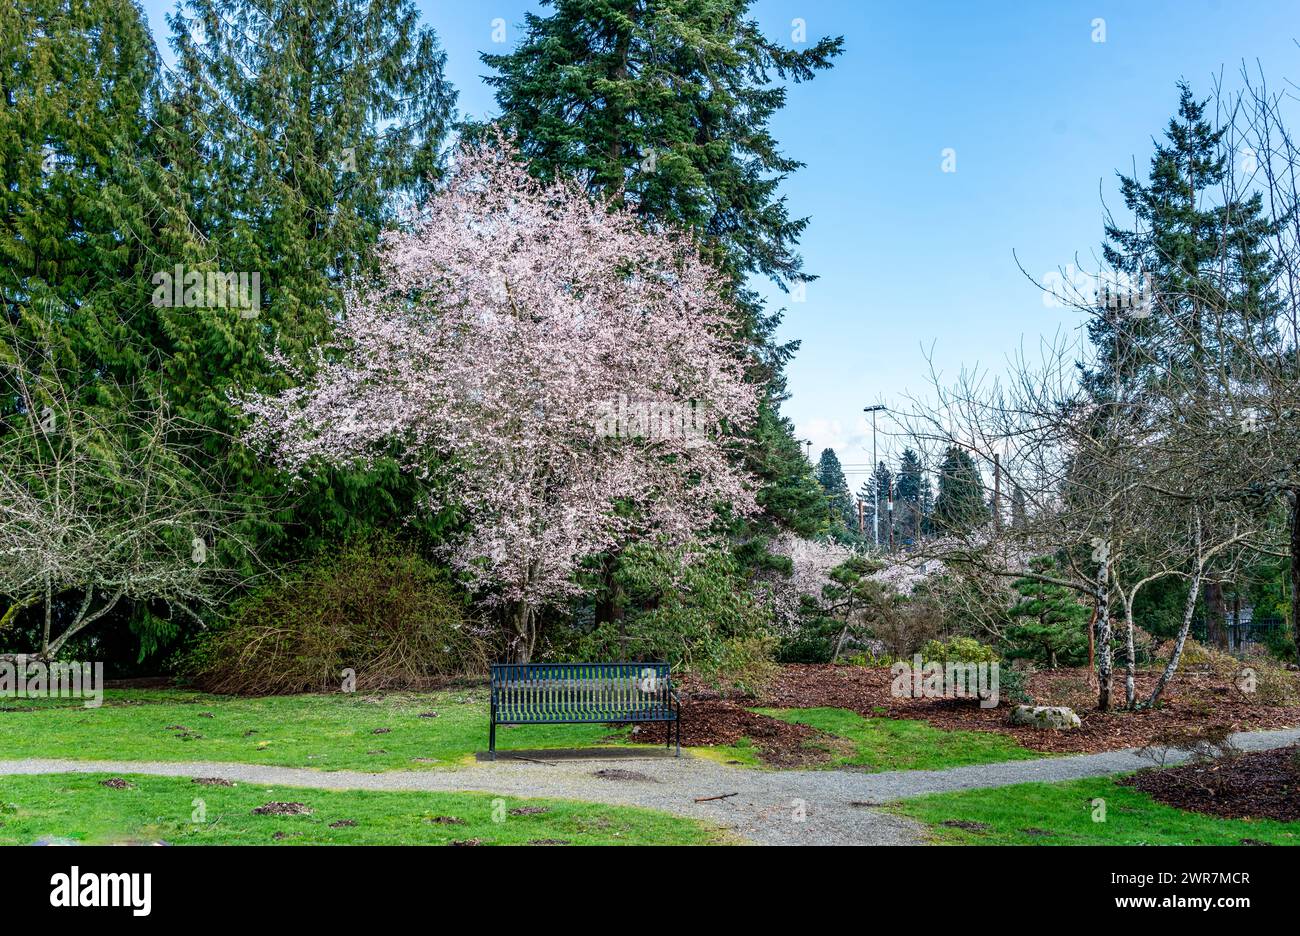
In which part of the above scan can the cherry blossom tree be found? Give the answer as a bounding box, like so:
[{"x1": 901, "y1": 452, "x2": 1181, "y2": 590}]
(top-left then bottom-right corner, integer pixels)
[{"x1": 240, "y1": 135, "x2": 759, "y2": 660}]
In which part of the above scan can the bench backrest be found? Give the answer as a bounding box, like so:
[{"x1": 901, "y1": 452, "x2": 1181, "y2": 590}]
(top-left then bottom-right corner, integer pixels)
[{"x1": 491, "y1": 663, "x2": 672, "y2": 719}]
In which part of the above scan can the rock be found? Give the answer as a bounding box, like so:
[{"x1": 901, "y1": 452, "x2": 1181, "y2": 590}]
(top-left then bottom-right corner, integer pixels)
[{"x1": 1010, "y1": 705, "x2": 1081, "y2": 729}]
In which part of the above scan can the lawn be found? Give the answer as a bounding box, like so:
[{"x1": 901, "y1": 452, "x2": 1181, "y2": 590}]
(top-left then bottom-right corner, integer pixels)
[
  {"x1": 756, "y1": 707, "x2": 1043, "y2": 772},
  {"x1": 0, "y1": 689, "x2": 636, "y2": 771},
  {"x1": 0, "y1": 773, "x2": 729, "y2": 845},
  {"x1": 1, "y1": 690, "x2": 1047, "y2": 774},
  {"x1": 891, "y1": 776, "x2": 1300, "y2": 845}
]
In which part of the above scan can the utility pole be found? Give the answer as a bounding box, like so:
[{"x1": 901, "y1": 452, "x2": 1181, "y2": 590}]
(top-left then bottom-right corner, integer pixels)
[
  {"x1": 992, "y1": 452, "x2": 1001, "y2": 533},
  {"x1": 803, "y1": 439, "x2": 812, "y2": 463},
  {"x1": 863, "y1": 406, "x2": 886, "y2": 549},
  {"x1": 887, "y1": 476, "x2": 895, "y2": 552}
]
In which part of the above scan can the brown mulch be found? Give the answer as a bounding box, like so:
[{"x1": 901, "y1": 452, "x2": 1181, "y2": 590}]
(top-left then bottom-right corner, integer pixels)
[
  {"x1": 660, "y1": 663, "x2": 1300, "y2": 760},
  {"x1": 619, "y1": 699, "x2": 853, "y2": 768},
  {"x1": 1121, "y1": 746, "x2": 1300, "y2": 823},
  {"x1": 192, "y1": 777, "x2": 234, "y2": 787},
  {"x1": 764, "y1": 664, "x2": 1298, "y2": 755},
  {"x1": 99, "y1": 778, "x2": 133, "y2": 790}
]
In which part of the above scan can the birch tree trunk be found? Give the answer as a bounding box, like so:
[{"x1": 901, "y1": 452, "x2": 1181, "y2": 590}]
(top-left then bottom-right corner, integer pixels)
[
  {"x1": 1149, "y1": 568, "x2": 1203, "y2": 707},
  {"x1": 1120, "y1": 591, "x2": 1137, "y2": 709},
  {"x1": 1094, "y1": 559, "x2": 1112, "y2": 711}
]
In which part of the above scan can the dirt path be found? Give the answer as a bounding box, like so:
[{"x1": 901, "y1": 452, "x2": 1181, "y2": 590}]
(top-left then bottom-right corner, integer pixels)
[{"x1": 3, "y1": 726, "x2": 1297, "y2": 845}]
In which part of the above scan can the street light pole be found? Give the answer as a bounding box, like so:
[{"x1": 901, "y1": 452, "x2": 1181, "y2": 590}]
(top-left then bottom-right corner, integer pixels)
[{"x1": 864, "y1": 405, "x2": 886, "y2": 549}]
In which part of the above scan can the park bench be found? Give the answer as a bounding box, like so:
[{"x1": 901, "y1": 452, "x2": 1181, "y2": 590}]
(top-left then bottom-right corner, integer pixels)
[{"x1": 489, "y1": 663, "x2": 681, "y2": 759}]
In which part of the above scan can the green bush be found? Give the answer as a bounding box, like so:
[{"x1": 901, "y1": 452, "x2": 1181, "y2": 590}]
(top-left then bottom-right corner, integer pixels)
[
  {"x1": 571, "y1": 544, "x2": 776, "y2": 692},
  {"x1": 995, "y1": 664, "x2": 1033, "y2": 705},
  {"x1": 185, "y1": 537, "x2": 485, "y2": 694},
  {"x1": 921, "y1": 636, "x2": 999, "y2": 665},
  {"x1": 1262, "y1": 625, "x2": 1297, "y2": 663},
  {"x1": 776, "y1": 616, "x2": 839, "y2": 664}
]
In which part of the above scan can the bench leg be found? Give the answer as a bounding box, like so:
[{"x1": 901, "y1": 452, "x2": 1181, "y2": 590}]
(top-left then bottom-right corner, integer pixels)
[
  {"x1": 489, "y1": 719, "x2": 496, "y2": 761},
  {"x1": 675, "y1": 717, "x2": 681, "y2": 758}
]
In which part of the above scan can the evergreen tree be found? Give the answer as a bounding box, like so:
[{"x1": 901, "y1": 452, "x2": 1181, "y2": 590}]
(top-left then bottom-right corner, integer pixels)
[
  {"x1": 0, "y1": 0, "x2": 160, "y2": 399},
  {"x1": 1005, "y1": 558, "x2": 1089, "y2": 668},
  {"x1": 482, "y1": 0, "x2": 843, "y2": 531},
  {"x1": 1087, "y1": 81, "x2": 1281, "y2": 399},
  {"x1": 156, "y1": 0, "x2": 458, "y2": 555},
  {"x1": 858, "y1": 461, "x2": 892, "y2": 545},
  {"x1": 1010, "y1": 484, "x2": 1028, "y2": 529},
  {"x1": 1088, "y1": 82, "x2": 1282, "y2": 649},
  {"x1": 934, "y1": 446, "x2": 988, "y2": 534},
  {"x1": 747, "y1": 400, "x2": 830, "y2": 538},
  {"x1": 893, "y1": 449, "x2": 923, "y2": 545},
  {"x1": 815, "y1": 448, "x2": 855, "y2": 531},
  {"x1": 918, "y1": 474, "x2": 935, "y2": 537}
]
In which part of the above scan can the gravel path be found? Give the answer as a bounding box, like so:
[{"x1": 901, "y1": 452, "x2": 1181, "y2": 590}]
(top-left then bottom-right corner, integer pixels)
[{"x1": 4, "y1": 726, "x2": 1297, "y2": 846}]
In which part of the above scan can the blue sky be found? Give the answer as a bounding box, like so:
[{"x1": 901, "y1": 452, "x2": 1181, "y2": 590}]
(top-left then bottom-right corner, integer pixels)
[{"x1": 138, "y1": 0, "x2": 1300, "y2": 487}]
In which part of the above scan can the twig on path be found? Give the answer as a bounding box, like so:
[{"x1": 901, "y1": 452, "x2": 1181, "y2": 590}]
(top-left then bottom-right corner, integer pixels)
[
  {"x1": 693, "y1": 792, "x2": 739, "y2": 803},
  {"x1": 503, "y1": 753, "x2": 557, "y2": 766}
]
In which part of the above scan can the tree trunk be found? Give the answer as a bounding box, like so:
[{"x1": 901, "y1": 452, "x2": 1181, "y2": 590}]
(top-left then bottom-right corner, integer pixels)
[
  {"x1": 1290, "y1": 492, "x2": 1300, "y2": 652},
  {"x1": 1149, "y1": 569, "x2": 1203, "y2": 707},
  {"x1": 1203, "y1": 580, "x2": 1228, "y2": 650},
  {"x1": 1121, "y1": 593, "x2": 1137, "y2": 709},
  {"x1": 506, "y1": 601, "x2": 535, "y2": 664},
  {"x1": 1094, "y1": 561, "x2": 1112, "y2": 711},
  {"x1": 40, "y1": 576, "x2": 52, "y2": 657}
]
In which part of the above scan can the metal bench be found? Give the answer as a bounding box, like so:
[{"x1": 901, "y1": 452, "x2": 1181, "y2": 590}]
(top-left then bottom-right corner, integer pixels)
[{"x1": 489, "y1": 663, "x2": 681, "y2": 759}]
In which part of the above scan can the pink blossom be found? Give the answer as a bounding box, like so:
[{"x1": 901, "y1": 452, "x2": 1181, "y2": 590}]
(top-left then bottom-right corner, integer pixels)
[{"x1": 240, "y1": 134, "x2": 758, "y2": 625}]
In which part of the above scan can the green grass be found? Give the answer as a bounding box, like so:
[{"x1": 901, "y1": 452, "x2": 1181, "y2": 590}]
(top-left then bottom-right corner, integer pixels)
[
  {"x1": 1, "y1": 691, "x2": 1052, "y2": 775},
  {"x1": 892, "y1": 776, "x2": 1300, "y2": 845},
  {"x1": 0, "y1": 689, "x2": 639, "y2": 771},
  {"x1": 754, "y1": 707, "x2": 1043, "y2": 772},
  {"x1": 0, "y1": 773, "x2": 729, "y2": 845}
]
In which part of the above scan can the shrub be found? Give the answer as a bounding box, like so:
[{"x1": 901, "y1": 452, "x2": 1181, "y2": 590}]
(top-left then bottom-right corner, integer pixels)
[
  {"x1": 996, "y1": 663, "x2": 1033, "y2": 705},
  {"x1": 1162, "y1": 638, "x2": 1299, "y2": 707},
  {"x1": 1262, "y1": 626, "x2": 1297, "y2": 663},
  {"x1": 571, "y1": 544, "x2": 776, "y2": 692},
  {"x1": 185, "y1": 537, "x2": 486, "y2": 694},
  {"x1": 921, "y1": 636, "x2": 999, "y2": 665},
  {"x1": 775, "y1": 615, "x2": 840, "y2": 664}
]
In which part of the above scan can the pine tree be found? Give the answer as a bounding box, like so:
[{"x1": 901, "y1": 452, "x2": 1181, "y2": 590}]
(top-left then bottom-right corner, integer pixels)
[
  {"x1": 815, "y1": 448, "x2": 855, "y2": 531},
  {"x1": 858, "y1": 461, "x2": 892, "y2": 546},
  {"x1": 1005, "y1": 558, "x2": 1089, "y2": 668},
  {"x1": 934, "y1": 446, "x2": 988, "y2": 534}
]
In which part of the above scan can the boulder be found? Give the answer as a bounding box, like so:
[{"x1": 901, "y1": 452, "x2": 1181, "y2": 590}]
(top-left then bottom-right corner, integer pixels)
[{"x1": 1010, "y1": 705, "x2": 1081, "y2": 730}]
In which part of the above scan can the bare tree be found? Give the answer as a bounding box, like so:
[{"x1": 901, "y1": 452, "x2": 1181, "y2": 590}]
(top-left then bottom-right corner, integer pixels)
[{"x1": 0, "y1": 339, "x2": 260, "y2": 658}]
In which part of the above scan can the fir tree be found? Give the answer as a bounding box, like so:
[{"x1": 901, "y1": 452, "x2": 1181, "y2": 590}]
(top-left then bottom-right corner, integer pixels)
[
  {"x1": 155, "y1": 0, "x2": 458, "y2": 556},
  {"x1": 893, "y1": 449, "x2": 924, "y2": 545},
  {"x1": 482, "y1": 0, "x2": 843, "y2": 532},
  {"x1": 0, "y1": 0, "x2": 160, "y2": 399},
  {"x1": 815, "y1": 448, "x2": 855, "y2": 531},
  {"x1": 934, "y1": 446, "x2": 988, "y2": 534}
]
